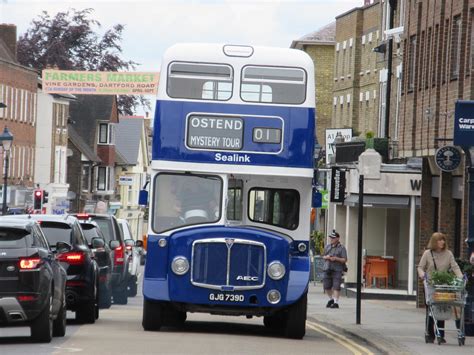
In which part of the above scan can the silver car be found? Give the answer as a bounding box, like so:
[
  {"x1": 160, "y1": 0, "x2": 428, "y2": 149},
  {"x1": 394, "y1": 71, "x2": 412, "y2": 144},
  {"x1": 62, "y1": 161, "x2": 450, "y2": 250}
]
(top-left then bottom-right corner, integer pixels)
[{"x1": 117, "y1": 219, "x2": 140, "y2": 297}]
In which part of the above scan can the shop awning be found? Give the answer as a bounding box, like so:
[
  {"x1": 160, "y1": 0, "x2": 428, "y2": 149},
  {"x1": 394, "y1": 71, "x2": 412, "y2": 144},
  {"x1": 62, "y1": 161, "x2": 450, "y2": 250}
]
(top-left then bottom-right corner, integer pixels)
[{"x1": 344, "y1": 194, "x2": 420, "y2": 209}]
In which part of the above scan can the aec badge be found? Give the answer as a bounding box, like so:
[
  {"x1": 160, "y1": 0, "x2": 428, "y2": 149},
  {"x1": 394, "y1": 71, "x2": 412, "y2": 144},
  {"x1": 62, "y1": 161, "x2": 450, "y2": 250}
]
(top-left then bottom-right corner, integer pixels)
[{"x1": 435, "y1": 146, "x2": 462, "y2": 172}]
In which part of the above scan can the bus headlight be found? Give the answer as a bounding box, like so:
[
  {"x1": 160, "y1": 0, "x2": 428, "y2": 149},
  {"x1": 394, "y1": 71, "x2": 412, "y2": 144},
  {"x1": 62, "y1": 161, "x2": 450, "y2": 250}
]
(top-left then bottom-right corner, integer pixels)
[
  {"x1": 267, "y1": 261, "x2": 286, "y2": 280},
  {"x1": 267, "y1": 289, "x2": 281, "y2": 304},
  {"x1": 171, "y1": 256, "x2": 189, "y2": 275},
  {"x1": 298, "y1": 242, "x2": 307, "y2": 252},
  {"x1": 158, "y1": 238, "x2": 167, "y2": 248}
]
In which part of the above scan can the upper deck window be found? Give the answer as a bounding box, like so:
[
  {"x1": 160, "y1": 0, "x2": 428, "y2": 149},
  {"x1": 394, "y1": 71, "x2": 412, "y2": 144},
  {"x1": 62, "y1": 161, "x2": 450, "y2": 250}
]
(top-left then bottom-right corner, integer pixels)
[
  {"x1": 167, "y1": 62, "x2": 233, "y2": 101},
  {"x1": 241, "y1": 66, "x2": 306, "y2": 105}
]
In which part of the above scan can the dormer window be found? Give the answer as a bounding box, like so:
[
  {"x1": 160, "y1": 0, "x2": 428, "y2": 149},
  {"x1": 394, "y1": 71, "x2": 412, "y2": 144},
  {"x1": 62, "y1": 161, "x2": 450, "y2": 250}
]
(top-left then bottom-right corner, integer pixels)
[{"x1": 98, "y1": 123, "x2": 115, "y2": 145}]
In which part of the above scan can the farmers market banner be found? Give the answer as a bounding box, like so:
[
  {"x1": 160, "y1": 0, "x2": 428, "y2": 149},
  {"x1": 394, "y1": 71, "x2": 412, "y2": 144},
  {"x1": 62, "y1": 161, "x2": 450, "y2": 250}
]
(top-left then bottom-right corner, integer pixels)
[{"x1": 42, "y1": 70, "x2": 159, "y2": 95}]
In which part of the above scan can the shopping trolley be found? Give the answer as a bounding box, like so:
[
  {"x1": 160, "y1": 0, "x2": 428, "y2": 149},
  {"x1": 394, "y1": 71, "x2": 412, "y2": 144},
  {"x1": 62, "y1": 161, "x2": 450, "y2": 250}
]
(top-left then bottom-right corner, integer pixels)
[{"x1": 424, "y1": 277, "x2": 467, "y2": 346}]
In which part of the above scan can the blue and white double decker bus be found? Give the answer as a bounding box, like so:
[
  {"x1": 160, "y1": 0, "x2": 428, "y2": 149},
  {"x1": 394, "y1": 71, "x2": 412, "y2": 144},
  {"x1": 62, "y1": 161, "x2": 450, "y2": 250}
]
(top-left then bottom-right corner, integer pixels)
[{"x1": 142, "y1": 43, "x2": 315, "y2": 339}]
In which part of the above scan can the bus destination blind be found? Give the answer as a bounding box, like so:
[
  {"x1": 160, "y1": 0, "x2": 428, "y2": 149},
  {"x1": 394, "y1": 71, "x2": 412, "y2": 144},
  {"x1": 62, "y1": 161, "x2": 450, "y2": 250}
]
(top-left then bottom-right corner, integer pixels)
[{"x1": 186, "y1": 114, "x2": 283, "y2": 153}]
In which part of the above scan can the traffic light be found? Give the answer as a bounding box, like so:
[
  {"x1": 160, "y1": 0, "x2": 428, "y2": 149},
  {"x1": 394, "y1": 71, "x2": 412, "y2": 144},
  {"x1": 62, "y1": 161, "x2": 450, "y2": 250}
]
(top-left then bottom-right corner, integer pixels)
[
  {"x1": 43, "y1": 191, "x2": 49, "y2": 204},
  {"x1": 33, "y1": 190, "x2": 43, "y2": 210}
]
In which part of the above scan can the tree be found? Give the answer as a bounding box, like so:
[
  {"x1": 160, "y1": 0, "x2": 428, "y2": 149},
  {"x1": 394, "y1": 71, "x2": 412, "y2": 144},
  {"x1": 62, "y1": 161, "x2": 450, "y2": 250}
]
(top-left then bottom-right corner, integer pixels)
[{"x1": 17, "y1": 8, "x2": 149, "y2": 115}]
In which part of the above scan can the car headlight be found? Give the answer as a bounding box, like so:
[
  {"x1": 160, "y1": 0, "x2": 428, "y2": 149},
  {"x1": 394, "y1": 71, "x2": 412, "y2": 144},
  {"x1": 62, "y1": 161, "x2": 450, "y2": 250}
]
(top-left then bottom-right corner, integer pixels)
[
  {"x1": 267, "y1": 261, "x2": 286, "y2": 280},
  {"x1": 171, "y1": 256, "x2": 189, "y2": 275}
]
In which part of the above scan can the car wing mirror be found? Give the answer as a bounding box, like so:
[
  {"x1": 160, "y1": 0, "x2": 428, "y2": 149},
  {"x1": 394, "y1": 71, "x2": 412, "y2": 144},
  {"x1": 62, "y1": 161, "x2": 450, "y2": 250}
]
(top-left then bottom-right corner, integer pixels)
[
  {"x1": 135, "y1": 240, "x2": 144, "y2": 248},
  {"x1": 109, "y1": 240, "x2": 120, "y2": 249},
  {"x1": 56, "y1": 241, "x2": 72, "y2": 253},
  {"x1": 124, "y1": 239, "x2": 135, "y2": 247},
  {"x1": 91, "y1": 237, "x2": 105, "y2": 249}
]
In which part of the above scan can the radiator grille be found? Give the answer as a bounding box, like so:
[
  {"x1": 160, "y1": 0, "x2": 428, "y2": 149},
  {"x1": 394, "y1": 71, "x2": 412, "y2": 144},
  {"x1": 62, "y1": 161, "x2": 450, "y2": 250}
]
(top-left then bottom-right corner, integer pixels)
[{"x1": 191, "y1": 238, "x2": 266, "y2": 290}]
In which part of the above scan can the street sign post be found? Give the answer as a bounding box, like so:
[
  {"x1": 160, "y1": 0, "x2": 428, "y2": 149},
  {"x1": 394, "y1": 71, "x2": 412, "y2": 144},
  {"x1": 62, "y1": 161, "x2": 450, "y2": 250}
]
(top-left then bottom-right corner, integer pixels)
[{"x1": 454, "y1": 100, "x2": 474, "y2": 256}]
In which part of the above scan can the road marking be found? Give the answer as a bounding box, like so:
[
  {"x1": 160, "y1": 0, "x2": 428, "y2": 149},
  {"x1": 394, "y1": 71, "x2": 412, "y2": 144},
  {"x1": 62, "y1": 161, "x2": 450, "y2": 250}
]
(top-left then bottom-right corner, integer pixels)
[
  {"x1": 52, "y1": 346, "x2": 83, "y2": 353},
  {"x1": 307, "y1": 320, "x2": 374, "y2": 355}
]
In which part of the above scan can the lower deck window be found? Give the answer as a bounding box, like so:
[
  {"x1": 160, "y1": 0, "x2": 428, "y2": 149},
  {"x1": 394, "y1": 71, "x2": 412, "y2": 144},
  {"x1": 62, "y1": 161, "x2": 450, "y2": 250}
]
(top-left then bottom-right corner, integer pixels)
[{"x1": 248, "y1": 188, "x2": 299, "y2": 230}]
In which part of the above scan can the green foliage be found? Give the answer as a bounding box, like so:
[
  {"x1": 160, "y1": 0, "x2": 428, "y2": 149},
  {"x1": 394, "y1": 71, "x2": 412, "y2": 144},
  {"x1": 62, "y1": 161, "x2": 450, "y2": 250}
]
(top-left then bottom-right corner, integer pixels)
[
  {"x1": 365, "y1": 131, "x2": 375, "y2": 139},
  {"x1": 310, "y1": 231, "x2": 325, "y2": 255},
  {"x1": 17, "y1": 8, "x2": 150, "y2": 115},
  {"x1": 429, "y1": 270, "x2": 459, "y2": 286},
  {"x1": 456, "y1": 258, "x2": 473, "y2": 290}
]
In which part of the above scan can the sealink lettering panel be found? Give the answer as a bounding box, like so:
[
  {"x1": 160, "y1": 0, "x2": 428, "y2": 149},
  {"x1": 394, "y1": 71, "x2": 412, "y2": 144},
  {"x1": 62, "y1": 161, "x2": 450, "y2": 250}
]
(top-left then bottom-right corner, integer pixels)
[{"x1": 154, "y1": 100, "x2": 314, "y2": 168}]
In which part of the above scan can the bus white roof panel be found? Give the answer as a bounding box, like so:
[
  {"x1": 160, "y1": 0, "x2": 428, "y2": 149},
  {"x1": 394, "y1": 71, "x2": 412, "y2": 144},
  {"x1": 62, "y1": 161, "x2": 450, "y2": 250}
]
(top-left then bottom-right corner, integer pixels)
[{"x1": 159, "y1": 43, "x2": 315, "y2": 107}]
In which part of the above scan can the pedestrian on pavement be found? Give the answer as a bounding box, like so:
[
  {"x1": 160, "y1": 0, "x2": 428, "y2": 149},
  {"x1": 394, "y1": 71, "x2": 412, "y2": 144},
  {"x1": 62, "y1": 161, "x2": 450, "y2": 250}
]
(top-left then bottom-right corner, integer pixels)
[
  {"x1": 417, "y1": 232, "x2": 463, "y2": 343},
  {"x1": 322, "y1": 230, "x2": 347, "y2": 309}
]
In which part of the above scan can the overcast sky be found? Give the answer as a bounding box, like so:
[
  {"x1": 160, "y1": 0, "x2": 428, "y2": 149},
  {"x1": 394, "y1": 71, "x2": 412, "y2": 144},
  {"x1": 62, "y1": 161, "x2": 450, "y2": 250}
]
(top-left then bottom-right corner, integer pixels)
[{"x1": 1, "y1": 0, "x2": 363, "y2": 114}]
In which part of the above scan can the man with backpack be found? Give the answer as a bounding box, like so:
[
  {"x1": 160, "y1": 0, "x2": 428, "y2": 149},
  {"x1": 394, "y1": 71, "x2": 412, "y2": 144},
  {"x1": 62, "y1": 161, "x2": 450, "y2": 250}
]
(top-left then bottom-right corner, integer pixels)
[{"x1": 322, "y1": 230, "x2": 348, "y2": 309}]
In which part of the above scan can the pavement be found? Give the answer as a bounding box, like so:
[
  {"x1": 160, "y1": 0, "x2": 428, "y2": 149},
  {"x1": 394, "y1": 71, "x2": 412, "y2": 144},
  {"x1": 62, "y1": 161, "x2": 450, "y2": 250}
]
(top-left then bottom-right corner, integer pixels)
[{"x1": 306, "y1": 282, "x2": 474, "y2": 354}]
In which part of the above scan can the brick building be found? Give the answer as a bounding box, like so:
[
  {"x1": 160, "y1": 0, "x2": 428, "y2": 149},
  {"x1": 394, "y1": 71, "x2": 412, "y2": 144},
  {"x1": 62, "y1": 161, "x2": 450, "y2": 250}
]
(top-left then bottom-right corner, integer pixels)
[
  {"x1": 398, "y1": 0, "x2": 474, "y2": 306},
  {"x1": 333, "y1": 1, "x2": 382, "y2": 136},
  {"x1": 0, "y1": 24, "x2": 38, "y2": 211},
  {"x1": 291, "y1": 22, "x2": 336, "y2": 149}
]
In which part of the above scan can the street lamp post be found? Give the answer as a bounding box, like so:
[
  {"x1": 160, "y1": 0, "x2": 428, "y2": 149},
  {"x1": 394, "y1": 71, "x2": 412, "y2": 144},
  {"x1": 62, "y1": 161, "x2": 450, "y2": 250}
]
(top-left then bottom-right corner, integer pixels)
[{"x1": 0, "y1": 127, "x2": 13, "y2": 215}]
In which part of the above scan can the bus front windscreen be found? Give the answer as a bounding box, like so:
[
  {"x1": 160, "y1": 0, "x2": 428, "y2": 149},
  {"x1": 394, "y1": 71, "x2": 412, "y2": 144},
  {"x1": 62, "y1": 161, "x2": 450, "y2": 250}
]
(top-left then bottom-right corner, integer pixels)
[{"x1": 152, "y1": 173, "x2": 222, "y2": 233}]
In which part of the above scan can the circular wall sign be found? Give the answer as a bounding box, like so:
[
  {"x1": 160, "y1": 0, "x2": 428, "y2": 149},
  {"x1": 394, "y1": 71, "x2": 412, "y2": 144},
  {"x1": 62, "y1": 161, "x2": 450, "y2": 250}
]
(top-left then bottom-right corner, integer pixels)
[{"x1": 435, "y1": 146, "x2": 462, "y2": 172}]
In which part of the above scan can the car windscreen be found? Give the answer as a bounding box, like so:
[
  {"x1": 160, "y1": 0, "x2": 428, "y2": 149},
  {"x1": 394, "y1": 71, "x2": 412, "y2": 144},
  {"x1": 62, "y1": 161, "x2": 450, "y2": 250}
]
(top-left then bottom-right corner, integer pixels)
[
  {"x1": 91, "y1": 218, "x2": 113, "y2": 242},
  {"x1": 0, "y1": 228, "x2": 33, "y2": 249},
  {"x1": 40, "y1": 222, "x2": 73, "y2": 247}
]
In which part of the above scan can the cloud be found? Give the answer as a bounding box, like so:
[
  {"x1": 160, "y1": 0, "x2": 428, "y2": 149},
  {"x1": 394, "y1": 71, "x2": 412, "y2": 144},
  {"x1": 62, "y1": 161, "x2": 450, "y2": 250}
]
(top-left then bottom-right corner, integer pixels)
[{"x1": 2, "y1": 0, "x2": 362, "y2": 115}]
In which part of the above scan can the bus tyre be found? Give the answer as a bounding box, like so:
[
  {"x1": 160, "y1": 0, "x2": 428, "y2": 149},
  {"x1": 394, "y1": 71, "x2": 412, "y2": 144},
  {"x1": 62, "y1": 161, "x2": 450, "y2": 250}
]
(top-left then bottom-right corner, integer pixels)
[
  {"x1": 143, "y1": 299, "x2": 163, "y2": 331},
  {"x1": 264, "y1": 312, "x2": 284, "y2": 331},
  {"x1": 163, "y1": 305, "x2": 186, "y2": 327},
  {"x1": 284, "y1": 292, "x2": 307, "y2": 339},
  {"x1": 31, "y1": 292, "x2": 53, "y2": 343}
]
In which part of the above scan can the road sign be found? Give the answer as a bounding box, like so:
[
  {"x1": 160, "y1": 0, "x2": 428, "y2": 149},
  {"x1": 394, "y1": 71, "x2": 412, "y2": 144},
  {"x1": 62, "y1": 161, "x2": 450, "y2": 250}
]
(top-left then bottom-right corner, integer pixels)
[
  {"x1": 325, "y1": 128, "x2": 352, "y2": 164},
  {"x1": 454, "y1": 100, "x2": 474, "y2": 146}
]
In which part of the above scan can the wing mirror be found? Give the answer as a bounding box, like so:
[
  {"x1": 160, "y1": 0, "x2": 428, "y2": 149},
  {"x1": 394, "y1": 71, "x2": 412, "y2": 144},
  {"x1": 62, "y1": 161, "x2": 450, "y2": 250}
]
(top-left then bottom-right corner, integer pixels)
[
  {"x1": 124, "y1": 239, "x2": 135, "y2": 247},
  {"x1": 91, "y1": 237, "x2": 105, "y2": 249},
  {"x1": 109, "y1": 240, "x2": 120, "y2": 250},
  {"x1": 55, "y1": 241, "x2": 71, "y2": 253},
  {"x1": 135, "y1": 240, "x2": 144, "y2": 248},
  {"x1": 139, "y1": 190, "x2": 148, "y2": 206}
]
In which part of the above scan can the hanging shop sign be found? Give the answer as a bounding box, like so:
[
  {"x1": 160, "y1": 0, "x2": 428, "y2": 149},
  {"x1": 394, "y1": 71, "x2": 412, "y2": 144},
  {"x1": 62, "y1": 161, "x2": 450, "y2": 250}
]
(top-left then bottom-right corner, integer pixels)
[
  {"x1": 330, "y1": 167, "x2": 346, "y2": 203},
  {"x1": 435, "y1": 146, "x2": 462, "y2": 172}
]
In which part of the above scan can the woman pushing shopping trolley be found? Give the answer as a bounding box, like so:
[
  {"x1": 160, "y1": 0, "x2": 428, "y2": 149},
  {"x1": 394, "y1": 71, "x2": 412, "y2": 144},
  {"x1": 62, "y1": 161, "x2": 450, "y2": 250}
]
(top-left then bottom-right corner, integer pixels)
[{"x1": 418, "y1": 232, "x2": 467, "y2": 346}]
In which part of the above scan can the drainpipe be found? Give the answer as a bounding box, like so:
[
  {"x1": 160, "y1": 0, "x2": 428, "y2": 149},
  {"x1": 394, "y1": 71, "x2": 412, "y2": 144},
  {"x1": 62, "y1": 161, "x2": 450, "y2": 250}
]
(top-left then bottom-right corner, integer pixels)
[
  {"x1": 384, "y1": 0, "x2": 396, "y2": 139},
  {"x1": 408, "y1": 196, "x2": 416, "y2": 295}
]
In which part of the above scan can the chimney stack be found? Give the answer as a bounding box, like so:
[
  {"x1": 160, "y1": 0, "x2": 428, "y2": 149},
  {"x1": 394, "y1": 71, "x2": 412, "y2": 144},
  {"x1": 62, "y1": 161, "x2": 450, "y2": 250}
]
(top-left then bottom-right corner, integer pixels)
[{"x1": 0, "y1": 24, "x2": 17, "y2": 61}]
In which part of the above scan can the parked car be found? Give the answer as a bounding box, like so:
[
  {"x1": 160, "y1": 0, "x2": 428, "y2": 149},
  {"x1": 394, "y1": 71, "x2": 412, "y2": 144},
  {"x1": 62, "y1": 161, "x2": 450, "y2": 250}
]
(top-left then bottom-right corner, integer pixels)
[
  {"x1": 4, "y1": 215, "x2": 100, "y2": 323},
  {"x1": 78, "y1": 220, "x2": 113, "y2": 308},
  {"x1": 73, "y1": 214, "x2": 129, "y2": 305},
  {"x1": 117, "y1": 219, "x2": 140, "y2": 297},
  {"x1": 0, "y1": 218, "x2": 67, "y2": 342}
]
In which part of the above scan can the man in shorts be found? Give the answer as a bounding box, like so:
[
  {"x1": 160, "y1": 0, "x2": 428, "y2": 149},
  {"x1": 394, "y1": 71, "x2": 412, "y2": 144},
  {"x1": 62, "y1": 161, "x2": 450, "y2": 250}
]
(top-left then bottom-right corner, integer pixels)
[{"x1": 322, "y1": 230, "x2": 348, "y2": 309}]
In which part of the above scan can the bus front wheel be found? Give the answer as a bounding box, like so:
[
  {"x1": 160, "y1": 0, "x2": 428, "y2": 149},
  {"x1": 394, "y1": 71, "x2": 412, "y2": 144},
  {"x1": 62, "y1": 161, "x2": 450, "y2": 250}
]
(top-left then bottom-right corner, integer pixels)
[
  {"x1": 284, "y1": 292, "x2": 307, "y2": 339},
  {"x1": 143, "y1": 299, "x2": 163, "y2": 331}
]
